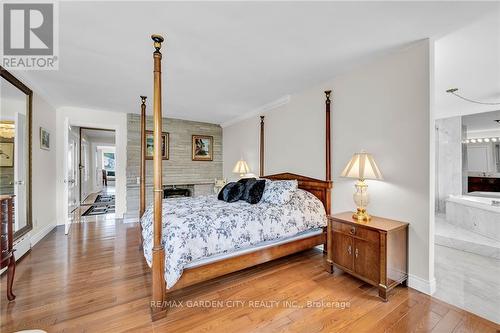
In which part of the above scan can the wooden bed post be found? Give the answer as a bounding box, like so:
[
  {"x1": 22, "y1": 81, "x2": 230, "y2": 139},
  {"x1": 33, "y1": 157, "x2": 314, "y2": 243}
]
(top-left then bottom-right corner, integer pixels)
[
  {"x1": 325, "y1": 90, "x2": 332, "y2": 185},
  {"x1": 150, "y1": 34, "x2": 167, "y2": 320},
  {"x1": 140, "y1": 96, "x2": 147, "y2": 218},
  {"x1": 324, "y1": 90, "x2": 334, "y2": 274},
  {"x1": 139, "y1": 96, "x2": 147, "y2": 250},
  {"x1": 260, "y1": 116, "x2": 265, "y2": 177}
]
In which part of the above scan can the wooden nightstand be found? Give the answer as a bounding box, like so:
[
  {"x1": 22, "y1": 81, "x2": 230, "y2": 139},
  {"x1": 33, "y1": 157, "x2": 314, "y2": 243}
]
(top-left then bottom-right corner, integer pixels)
[{"x1": 326, "y1": 212, "x2": 408, "y2": 301}]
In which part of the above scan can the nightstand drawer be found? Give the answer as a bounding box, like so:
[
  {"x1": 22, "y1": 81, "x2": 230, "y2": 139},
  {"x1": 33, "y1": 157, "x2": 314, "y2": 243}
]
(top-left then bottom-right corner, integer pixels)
[
  {"x1": 331, "y1": 221, "x2": 352, "y2": 234},
  {"x1": 354, "y1": 227, "x2": 379, "y2": 243},
  {"x1": 331, "y1": 220, "x2": 379, "y2": 243}
]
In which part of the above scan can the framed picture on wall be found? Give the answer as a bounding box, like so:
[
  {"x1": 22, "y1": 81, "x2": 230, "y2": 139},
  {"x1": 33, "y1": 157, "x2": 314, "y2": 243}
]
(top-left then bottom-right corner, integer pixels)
[
  {"x1": 192, "y1": 135, "x2": 213, "y2": 161},
  {"x1": 0, "y1": 142, "x2": 14, "y2": 167},
  {"x1": 40, "y1": 127, "x2": 50, "y2": 150},
  {"x1": 145, "y1": 130, "x2": 169, "y2": 160}
]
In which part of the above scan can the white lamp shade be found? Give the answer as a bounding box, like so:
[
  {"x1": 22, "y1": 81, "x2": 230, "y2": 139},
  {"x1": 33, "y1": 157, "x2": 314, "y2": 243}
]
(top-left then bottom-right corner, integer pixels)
[
  {"x1": 341, "y1": 152, "x2": 383, "y2": 180},
  {"x1": 232, "y1": 160, "x2": 250, "y2": 174}
]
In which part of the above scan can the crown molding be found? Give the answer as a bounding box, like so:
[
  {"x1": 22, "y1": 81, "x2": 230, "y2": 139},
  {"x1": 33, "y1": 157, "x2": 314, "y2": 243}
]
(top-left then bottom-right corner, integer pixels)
[{"x1": 220, "y1": 95, "x2": 291, "y2": 128}]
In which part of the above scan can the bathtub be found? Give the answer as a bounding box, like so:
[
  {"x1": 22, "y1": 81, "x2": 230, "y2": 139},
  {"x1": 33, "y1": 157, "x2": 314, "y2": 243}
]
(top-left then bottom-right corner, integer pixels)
[
  {"x1": 446, "y1": 195, "x2": 500, "y2": 242},
  {"x1": 468, "y1": 191, "x2": 500, "y2": 199}
]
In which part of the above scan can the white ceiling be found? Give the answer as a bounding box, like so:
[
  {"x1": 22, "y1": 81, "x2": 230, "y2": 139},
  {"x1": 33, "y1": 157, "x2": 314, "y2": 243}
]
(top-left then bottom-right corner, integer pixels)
[
  {"x1": 434, "y1": 8, "x2": 500, "y2": 119},
  {"x1": 463, "y1": 110, "x2": 500, "y2": 132},
  {"x1": 81, "y1": 128, "x2": 115, "y2": 143},
  {"x1": 15, "y1": 1, "x2": 498, "y2": 124}
]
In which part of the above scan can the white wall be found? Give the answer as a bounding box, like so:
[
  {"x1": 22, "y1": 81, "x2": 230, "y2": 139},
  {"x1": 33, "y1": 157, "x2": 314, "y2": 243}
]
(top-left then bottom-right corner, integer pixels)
[
  {"x1": 223, "y1": 40, "x2": 435, "y2": 294},
  {"x1": 435, "y1": 10, "x2": 500, "y2": 119},
  {"x1": 55, "y1": 107, "x2": 127, "y2": 223},
  {"x1": 31, "y1": 92, "x2": 58, "y2": 242},
  {"x1": 435, "y1": 117, "x2": 463, "y2": 213}
]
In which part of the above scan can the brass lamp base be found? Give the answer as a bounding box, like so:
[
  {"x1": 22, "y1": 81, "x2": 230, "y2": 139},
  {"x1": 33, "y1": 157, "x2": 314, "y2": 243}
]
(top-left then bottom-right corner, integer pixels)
[{"x1": 352, "y1": 208, "x2": 371, "y2": 221}]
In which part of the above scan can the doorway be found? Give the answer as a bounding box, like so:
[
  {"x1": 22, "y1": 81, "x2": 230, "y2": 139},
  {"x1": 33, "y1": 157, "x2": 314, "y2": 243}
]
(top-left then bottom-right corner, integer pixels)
[
  {"x1": 78, "y1": 127, "x2": 116, "y2": 220},
  {"x1": 64, "y1": 126, "x2": 117, "y2": 226},
  {"x1": 434, "y1": 110, "x2": 500, "y2": 324}
]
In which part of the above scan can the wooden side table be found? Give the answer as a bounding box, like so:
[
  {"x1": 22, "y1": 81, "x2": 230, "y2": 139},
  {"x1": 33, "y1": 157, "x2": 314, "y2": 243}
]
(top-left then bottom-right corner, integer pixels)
[
  {"x1": 326, "y1": 212, "x2": 408, "y2": 301},
  {"x1": 1, "y1": 195, "x2": 16, "y2": 301}
]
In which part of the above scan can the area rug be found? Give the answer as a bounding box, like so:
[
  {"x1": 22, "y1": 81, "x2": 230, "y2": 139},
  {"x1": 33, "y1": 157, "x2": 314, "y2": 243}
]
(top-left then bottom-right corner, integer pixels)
[
  {"x1": 82, "y1": 194, "x2": 115, "y2": 216},
  {"x1": 94, "y1": 194, "x2": 115, "y2": 204}
]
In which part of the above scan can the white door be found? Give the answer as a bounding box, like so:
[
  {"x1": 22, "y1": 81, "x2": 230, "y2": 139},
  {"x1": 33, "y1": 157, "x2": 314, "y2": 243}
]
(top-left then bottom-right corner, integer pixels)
[
  {"x1": 13, "y1": 113, "x2": 26, "y2": 231},
  {"x1": 65, "y1": 126, "x2": 79, "y2": 233}
]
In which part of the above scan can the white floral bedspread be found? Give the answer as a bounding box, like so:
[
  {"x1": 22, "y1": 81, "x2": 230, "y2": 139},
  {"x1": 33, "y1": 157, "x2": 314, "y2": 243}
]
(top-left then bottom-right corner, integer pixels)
[{"x1": 141, "y1": 189, "x2": 326, "y2": 288}]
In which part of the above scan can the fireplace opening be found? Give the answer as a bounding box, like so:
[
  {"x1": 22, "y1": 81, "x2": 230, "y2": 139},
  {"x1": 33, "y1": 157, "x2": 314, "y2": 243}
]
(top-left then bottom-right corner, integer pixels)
[{"x1": 163, "y1": 187, "x2": 191, "y2": 198}]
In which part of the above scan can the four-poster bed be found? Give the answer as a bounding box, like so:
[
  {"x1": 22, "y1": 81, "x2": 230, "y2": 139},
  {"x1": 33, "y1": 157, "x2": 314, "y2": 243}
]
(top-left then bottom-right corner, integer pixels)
[{"x1": 141, "y1": 35, "x2": 334, "y2": 321}]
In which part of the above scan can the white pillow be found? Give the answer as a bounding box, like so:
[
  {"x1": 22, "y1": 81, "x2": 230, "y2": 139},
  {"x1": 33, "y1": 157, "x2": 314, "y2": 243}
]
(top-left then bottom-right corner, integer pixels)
[{"x1": 261, "y1": 180, "x2": 298, "y2": 205}]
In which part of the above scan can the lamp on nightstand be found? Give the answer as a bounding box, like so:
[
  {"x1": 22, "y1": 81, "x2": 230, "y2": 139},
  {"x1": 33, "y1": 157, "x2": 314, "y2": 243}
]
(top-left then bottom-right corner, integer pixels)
[
  {"x1": 341, "y1": 151, "x2": 383, "y2": 221},
  {"x1": 232, "y1": 160, "x2": 250, "y2": 178}
]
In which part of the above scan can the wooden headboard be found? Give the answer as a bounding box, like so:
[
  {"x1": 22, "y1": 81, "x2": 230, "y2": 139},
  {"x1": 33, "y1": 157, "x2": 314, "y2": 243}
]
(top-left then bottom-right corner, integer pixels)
[{"x1": 262, "y1": 172, "x2": 333, "y2": 215}]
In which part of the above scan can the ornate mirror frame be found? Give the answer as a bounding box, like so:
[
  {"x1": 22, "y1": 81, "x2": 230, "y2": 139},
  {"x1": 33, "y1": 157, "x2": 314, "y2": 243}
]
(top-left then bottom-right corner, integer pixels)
[{"x1": 0, "y1": 66, "x2": 33, "y2": 240}]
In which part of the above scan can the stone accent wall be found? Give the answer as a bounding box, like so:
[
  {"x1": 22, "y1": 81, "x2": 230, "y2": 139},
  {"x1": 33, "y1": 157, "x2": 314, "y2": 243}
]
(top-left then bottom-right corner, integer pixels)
[{"x1": 126, "y1": 114, "x2": 222, "y2": 217}]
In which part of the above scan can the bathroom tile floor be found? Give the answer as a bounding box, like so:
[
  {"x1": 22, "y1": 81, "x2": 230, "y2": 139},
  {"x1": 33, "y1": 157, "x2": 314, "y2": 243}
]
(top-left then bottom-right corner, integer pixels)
[{"x1": 434, "y1": 243, "x2": 500, "y2": 324}]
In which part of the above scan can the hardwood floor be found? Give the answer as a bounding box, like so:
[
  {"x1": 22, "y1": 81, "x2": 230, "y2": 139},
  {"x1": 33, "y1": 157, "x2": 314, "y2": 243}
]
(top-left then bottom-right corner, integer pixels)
[{"x1": 1, "y1": 219, "x2": 498, "y2": 333}]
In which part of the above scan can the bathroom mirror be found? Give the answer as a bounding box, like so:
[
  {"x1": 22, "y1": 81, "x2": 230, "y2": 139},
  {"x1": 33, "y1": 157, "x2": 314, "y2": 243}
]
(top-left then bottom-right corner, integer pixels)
[{"x1": 0, "y1": 67, "x2": 33, "y2": 240}]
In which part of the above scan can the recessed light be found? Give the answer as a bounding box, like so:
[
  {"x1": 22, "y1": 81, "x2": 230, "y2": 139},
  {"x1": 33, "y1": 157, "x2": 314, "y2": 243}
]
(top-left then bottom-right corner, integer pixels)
[
  {"x1": 494, "y1": 138, "x2": 499, "y2": 142},
  {"x1": 471, "y1": 139, "x2": 477, "y2": 143},
  {"x1": 484, "y1": 138, "x2": 490, "y2": 142},
  {"x1": 477, "y1": 138, "x2": 483, "y2": 143}
]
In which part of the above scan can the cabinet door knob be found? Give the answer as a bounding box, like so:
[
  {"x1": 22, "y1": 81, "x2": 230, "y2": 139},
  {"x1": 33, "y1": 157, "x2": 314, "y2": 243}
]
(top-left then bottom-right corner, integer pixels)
[
  {"x1": 350, "y1": 226, "x2": 356, "y2": 234},
  {"x1": 347, "y1": 245, "x2": 352, "y2": 255},
  {"x1": 355, "y1": 248, "x2": 359, "y2": 258}
]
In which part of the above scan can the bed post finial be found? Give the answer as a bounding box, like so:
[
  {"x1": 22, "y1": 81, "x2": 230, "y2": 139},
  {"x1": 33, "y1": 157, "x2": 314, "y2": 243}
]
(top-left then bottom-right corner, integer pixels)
[
  {"x1": 260, "y1": 116, "x2": 265, "y2": 177},
  {"x1": 152, "y1": 34, "x2": 164, "y2": 53},
  {"x1": 324, "y1": 90, "x2": 332, "y2": 183},
  {"x1": 150, "y1": 34, "x2": 167, "y2": 320}
]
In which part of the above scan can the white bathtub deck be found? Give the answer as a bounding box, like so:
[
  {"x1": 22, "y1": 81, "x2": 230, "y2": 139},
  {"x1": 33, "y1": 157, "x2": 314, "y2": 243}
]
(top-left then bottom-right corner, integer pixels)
[{"x1": 435, "y1": 215, "x2": 500, "y2": 259}]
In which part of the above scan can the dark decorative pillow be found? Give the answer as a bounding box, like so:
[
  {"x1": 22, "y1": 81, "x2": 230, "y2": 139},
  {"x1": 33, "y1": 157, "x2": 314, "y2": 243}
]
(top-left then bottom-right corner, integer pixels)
[
  {"x1": 237, "y1": 177, "x2": 256, "y2": 187},
  {"x1": 217, "y1": 182, "x2": 245, "y2": 203},
  {"x1": 241, "y1": 179, "x2": 266, "y2": 204}
]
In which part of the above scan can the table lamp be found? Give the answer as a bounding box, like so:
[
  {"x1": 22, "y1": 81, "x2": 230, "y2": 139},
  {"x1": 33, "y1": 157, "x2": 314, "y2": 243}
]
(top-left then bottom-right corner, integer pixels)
[
  {"x1": 340, "y1": 151, "x2": 383, "y2": 221},
  {"x1": 232, "y1": 160, "x2": 250, "y2": 178}
]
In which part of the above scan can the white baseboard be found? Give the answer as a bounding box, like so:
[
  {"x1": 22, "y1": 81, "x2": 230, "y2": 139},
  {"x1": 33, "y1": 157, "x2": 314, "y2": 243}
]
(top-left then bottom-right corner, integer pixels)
[
  {"x1": 14, "y1": 233, "x2": 31, "y2": 260},
  {"x1": 31, "y1": 222, "x2": 56, "y2": 247},
  {"x1": 123, "y1": 217, "x2": 139, "y2": 224},
  {"x1": 408, "y1": 274, "x2": 436, "y2": 295}
]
